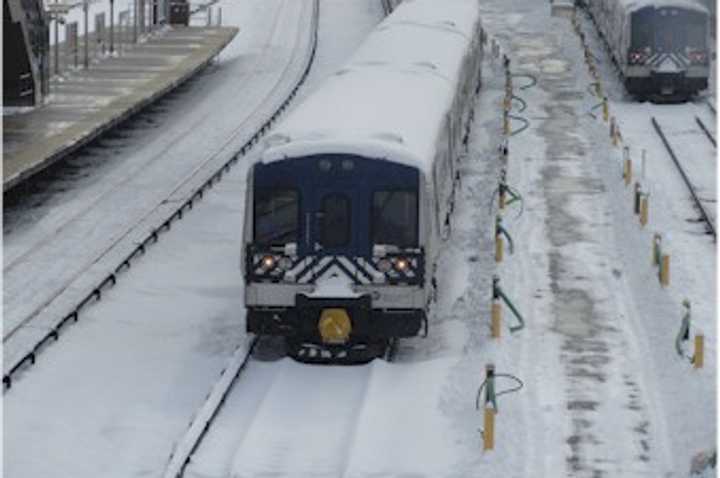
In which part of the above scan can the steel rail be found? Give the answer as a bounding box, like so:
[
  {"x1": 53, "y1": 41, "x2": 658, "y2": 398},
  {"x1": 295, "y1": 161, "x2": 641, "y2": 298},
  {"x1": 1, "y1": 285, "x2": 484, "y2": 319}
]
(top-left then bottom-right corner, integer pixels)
[
  {"x1": 3, "y1": 0, "x2": 291, "y2": 341},
  {"x1": 651, "y1": 117, "x2": 716, "y2": 239},
  {"x1": 3, "y1": 0, "x2": 321, "y2": 392},
  {"x1": 705, "y1": 98, "x2": 716, "y2": 116},
  {"x1": 695, "y1": 115, "x2": 716, "y2": 148},
  {"x1": 163, "y1": 337, "x2": 258, "y2": 478}
]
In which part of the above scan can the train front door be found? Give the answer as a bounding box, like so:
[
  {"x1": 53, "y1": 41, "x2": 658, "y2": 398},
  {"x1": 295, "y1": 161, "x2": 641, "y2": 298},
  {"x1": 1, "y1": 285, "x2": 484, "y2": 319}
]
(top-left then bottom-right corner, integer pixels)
[{"x1": 310, "y1": 188, "x2": 359, "y2": 257}]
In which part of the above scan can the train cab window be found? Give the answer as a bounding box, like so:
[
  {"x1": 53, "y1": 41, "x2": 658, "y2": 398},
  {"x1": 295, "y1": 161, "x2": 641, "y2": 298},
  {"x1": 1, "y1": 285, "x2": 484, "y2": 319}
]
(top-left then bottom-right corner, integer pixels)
[
  {"x1": 319, "y1": 193, "x2": 351, "y2": 248},
  {"x1": 254, "y1": 189, "x2": 299, "y2": 245},
  {"x1": 372, "y1": 190, "x2": 418, "y2": 247},
  {"x1": 631, "y1": 9, "x2": 653, "y2": 48},
  {"x1": 686, "y1": 12, "x2": 707, "y2": 49}
]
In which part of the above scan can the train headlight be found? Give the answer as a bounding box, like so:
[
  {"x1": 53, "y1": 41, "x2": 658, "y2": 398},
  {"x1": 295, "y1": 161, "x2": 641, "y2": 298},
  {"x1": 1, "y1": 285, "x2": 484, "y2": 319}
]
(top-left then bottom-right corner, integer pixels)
[
  {"x1": 689, "y1": 51, "x2": 708, "y2": 65},
  {"x1": 628, "y1": 51, "x2": 646, "y2": 65},
  {"x1": 261, "y1": 255, "x2": 276, "y2": 271},
  {"x1": 377, "y1": 258, "x2": 392, "y2": 273},
  {"x1": 394, "y1": 257, "x2": 409, "y2": 272},
  {"x1": 278, "y1": 256, "x2": 293, "y2": 271}
]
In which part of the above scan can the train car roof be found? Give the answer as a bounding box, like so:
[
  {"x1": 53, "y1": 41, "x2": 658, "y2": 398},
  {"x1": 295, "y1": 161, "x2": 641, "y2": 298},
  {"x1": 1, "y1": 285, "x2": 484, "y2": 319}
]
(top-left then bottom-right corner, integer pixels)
[
  {"x1": 259, "y1": 0, "x2": 481, "y2": 175},
  {"x1": 605, "y1": 0, "x2": 709, "y2": 14}
]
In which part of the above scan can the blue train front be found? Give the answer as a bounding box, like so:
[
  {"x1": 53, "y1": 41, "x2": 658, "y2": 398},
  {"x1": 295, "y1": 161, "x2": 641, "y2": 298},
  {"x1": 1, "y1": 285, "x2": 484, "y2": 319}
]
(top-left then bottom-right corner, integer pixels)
[
  {"x1": 243, "y1": 154, "x2": 429, "y2": 360},
  {"x1": 582, "y1": 0, "x2": 711, "y2": 98},
  {"x1": 239, "y1": 0, "x2": 484, "y2": 361}
]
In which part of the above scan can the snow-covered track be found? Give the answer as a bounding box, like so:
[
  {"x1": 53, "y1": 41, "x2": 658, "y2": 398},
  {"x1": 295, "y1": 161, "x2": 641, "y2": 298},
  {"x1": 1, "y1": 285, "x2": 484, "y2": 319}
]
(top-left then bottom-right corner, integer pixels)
[
  {"x1": 2, "y1": 0, "x2": 321, "y2": 392},
  {"x1": 4, "y1": 0, "x2": 306, "y2": 346},
  {"x1": 651, "y1": 116, "x2": 716, "y2": 239},
  {"x1": 167, "y1": 338, "x2": 395, "y2": 478},
  {"x1": 695, "y1": 116, "x2": 716, "y2": 148},
  {"x1": 162, "y1": 337, "x2": 258, "y2": 478},
  {"x1": 704, "y1": 97, "x2": 716, "y2": 115}
]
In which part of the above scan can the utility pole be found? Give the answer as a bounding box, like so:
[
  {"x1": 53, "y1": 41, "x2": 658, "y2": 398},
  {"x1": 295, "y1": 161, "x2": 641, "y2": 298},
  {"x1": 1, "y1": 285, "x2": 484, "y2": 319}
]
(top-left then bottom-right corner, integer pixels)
[
  {"x1": 109, "y1": 0, "x2": 115, "y2": 54},
  {"x1": 54, "y1": 13, "x2": 59, "y2": 74},
  {"x1": 83, "y1": 0, "x2": 89, "y2": 67}
]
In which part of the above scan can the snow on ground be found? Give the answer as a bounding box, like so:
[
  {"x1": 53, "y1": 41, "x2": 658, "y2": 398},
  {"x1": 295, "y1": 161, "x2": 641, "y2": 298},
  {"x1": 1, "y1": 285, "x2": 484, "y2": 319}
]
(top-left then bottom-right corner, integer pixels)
[
  {"x1": 3, "y1": 0, "x2": 312, "y2": 370},
  {"x1": 4, "y1": 1, "x2": 716, "y2": 478},
  {"x1": 4, "y1": 1, "x2": 383, "y2": 477},
  {"x1": 470, "y1": 0, "x2": 717, "y2": 475}
]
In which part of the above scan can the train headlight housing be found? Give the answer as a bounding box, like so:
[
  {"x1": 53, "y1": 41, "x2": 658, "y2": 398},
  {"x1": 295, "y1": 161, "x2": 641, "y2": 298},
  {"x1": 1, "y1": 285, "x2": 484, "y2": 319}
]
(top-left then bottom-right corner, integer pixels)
[
  {"x1": 261, "y1": 255, "x2": 276, "y2": 271},
  {"x1": 394, "y1": 257, "x2": 409, "y2": 272},
  {"x1": 278, "y1": 256, "x2": 293, "y2": 271},
  {"x1": 689, "y1": 50, "x2": 708, "y2": 65},
  {"x1": 628, "y1": 50, "x2": 647, "y2": 65},
  {"x1": 377, "y1": 258, "x2": 392, "y2": 273}
]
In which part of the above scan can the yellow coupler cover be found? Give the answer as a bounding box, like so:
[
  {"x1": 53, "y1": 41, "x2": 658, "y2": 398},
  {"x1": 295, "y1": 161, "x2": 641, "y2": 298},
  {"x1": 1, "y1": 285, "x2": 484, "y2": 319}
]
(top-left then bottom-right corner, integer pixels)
[{"x1": 318, "y1": 308, "x2": 352, "y2": 344}]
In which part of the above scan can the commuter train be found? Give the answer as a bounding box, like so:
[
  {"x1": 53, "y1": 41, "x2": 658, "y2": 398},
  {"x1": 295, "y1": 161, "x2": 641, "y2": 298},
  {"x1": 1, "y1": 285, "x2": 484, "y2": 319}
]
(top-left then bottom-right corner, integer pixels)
[
  {"x1": 241, "y1": 0, "x2": 484, "y2": 361},
  {"x1": 581, "y1": 0, "x2": 711, "y2": 98}
]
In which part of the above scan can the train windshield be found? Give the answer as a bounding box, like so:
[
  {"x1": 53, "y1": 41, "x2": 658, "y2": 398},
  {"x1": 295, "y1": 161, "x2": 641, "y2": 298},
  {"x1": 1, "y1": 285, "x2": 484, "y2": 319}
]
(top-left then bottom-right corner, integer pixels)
[
  {"x1": 631, "y1": 9, "x2": 654, "y2": 48},
  {"x1": 631, "y1": 8, "x2": 707, "y2": 51},
  {"x1": 254, "y1": 189, "x2": 299, "y2": 245},
  {"x1": 372, "y1": 190, "x2": 418, "y2": 247},
  {"x1": 655, "y1": 8, "x2": 706, "y2": 51}
]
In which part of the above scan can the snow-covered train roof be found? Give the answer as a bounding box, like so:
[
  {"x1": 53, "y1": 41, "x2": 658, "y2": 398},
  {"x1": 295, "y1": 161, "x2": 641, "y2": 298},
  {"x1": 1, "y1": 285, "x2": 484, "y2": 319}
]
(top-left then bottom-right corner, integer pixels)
[
  {"x1": 260, "y1": 0, "x2": 481, "y2": 174},
  {"x1": 595, "y1": 0, "x2": 709, "y2": 14}
]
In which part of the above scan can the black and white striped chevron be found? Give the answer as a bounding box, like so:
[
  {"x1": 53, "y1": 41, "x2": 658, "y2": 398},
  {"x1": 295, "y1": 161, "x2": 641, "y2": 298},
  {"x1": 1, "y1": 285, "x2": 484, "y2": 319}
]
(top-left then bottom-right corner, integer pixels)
[
  {"x1": 645, "y1": 52, "x2": 690, "y2": 71},
  {"x1": 247, "y1": 249, "x2": 424, "y2": 286}
]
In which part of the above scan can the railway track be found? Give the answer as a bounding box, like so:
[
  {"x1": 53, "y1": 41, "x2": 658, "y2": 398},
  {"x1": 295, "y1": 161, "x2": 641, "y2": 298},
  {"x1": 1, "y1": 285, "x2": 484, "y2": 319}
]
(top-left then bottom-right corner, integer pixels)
[
  {"x1": 704, "y1": 97, "x2": 716, "y2": 116},
  {"x1": 651, "y1": 116, "x2": 716, "y2": 239},
  {"x1": 3, "y1": 0, "x2": 321, "y2": 391},
  {"x1": 3, "y1": 0, "x2": 293, "y2": 345},
  {"x1": 163, "y1": 337, "x2": 259, "y2": 478},
  {"x1": 172, "y1": 338, "x2": 398, "y2": 478},
  {"x1": 695, "y1": 115, "x2": 716, "y2": 148}
]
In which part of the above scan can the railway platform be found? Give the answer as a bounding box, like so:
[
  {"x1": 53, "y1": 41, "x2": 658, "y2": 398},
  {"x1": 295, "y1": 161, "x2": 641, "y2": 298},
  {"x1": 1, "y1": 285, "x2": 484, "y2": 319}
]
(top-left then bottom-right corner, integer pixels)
[{"x1": 2, "y1": 25, "x2": 238, "y2": 192}]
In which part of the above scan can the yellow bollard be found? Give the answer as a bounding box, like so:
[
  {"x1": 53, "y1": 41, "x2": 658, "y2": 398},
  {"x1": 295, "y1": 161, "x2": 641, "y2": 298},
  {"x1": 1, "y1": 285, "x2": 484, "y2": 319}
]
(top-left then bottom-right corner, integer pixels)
[
  {"x1": 623, "y1": 159, "x2": 632, "y2": 186},
  {"x1": 613, "y1": 125, "x2": 620, "y2": 147},
  {"x1": 483, "y1": 406, "x2": 495, "y2": 451},
  {"x1": 503, "y1": 112, "x2": 510, "y2": 135},
  {"x1": 499, "y1": 188, "x2": 506, "y2": 210},
  {"x1": 491, "y1": 300, "x2": 502, "y2": 338},
  {"x1": 693, "y1": 335, "x2": 704, "y2": 369},
  {"x1": 660, "y1": 254, "x2": 670, "y2": 286},
  {"x1": 602, "y1": 97, "x2": 609, "y2": 122},
  {"x1": 495, "y1": 234, "x2": 504, "y2": 263},
  {"x1": 639, "y1": 196, "x2": 649, "y2": 226}
]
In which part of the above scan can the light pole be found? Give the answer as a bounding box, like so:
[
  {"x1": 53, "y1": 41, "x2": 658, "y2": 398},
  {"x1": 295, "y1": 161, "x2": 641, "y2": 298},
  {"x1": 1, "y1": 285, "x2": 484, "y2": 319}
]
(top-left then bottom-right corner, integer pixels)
[
  {"x1": 83, "y1": 0, "x2": 89, "y2": 67},
  {"x1": 109, "y1": 0, "x2": 115, "y2": 54},
  {"x1": 54, "y1": 13, "x2": 60, "y2": 74},
  {"x1": 133, "y1": 0, "x2": 138, "y2": 42},
  {"x1": 47, "y1": 3, "x2": 70, "y2": 77}
]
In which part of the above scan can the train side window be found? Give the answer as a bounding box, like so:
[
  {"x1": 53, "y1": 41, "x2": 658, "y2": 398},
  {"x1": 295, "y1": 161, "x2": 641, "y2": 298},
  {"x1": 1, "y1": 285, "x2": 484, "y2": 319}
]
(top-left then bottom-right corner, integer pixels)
[
  {"x1": 372, "y1": 190, "x2": 418, "y2": 247},
  {"x1": 686, "y1": 12, "x2": 707, "y2": 49},
  {"x1": 254, "y1": 189, "x2": 299, "y2": 245},
  {"x1": 631, "y1": 10, "x2": 653, "y2": 48},
  {"x1": 320, "y1": 193, "x2": 351, "y2": 247}
]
